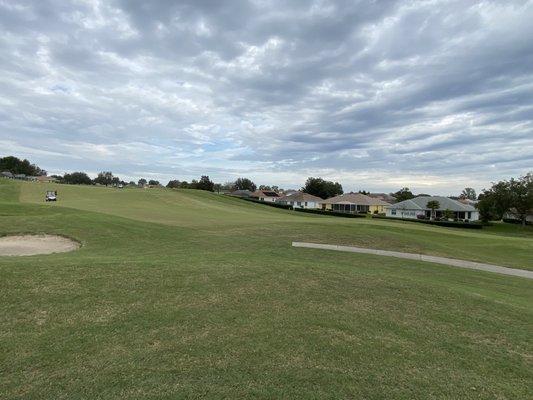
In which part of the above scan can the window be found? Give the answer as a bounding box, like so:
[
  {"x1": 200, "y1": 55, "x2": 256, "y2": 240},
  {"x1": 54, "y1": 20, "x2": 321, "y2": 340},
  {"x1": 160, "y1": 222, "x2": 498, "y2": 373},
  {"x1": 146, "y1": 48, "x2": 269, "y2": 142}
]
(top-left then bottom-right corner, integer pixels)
[
  {"x1": 391, "y1": 210, "x2": 396, "y2": 215},
  {"x1": 305, "y1": 202, "x2": 308, "y2": 206}
]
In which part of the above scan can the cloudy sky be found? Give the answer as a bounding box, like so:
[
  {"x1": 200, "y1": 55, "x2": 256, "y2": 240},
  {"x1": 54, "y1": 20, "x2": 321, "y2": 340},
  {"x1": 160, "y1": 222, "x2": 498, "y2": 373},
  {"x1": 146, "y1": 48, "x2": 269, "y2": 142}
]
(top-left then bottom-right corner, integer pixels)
[{"x1": 1, "y1": 0, "x2": 532, "y2": 193}]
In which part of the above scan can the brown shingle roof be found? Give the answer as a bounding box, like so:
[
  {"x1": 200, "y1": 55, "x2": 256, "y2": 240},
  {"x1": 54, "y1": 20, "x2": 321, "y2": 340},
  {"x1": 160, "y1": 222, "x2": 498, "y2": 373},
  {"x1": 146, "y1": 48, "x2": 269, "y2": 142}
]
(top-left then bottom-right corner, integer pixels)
[
  {"x1": 277, "y1": 191, "x2": 323, "y2": 203},
  {"x1": 320, "y1": 192, "x2": 391, "y2": 206}
]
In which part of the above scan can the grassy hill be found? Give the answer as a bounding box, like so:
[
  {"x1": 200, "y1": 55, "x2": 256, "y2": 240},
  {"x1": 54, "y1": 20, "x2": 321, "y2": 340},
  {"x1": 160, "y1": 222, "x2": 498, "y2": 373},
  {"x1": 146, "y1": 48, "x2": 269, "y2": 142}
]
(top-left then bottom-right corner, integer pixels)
[{"x1": 1, "y1": 180, "x2": 532, "y2": 399}]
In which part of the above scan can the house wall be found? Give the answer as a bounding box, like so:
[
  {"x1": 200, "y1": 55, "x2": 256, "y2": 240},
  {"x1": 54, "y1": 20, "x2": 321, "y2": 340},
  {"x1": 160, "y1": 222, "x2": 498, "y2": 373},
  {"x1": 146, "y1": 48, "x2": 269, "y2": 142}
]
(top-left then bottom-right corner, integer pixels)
[
  {"x1": 369, "y1": 205, "x2": 387, "y2": 214},
  {"x1": 386, "y1": 208, "x2": 425, "y2": 219},
  {"x1": 281, "y1": 200, "x2": 319, "y2": 209},
  {"x1": 259, "y1": 196, "x2": 278, "y2": 202},
  {"x1": 386, "y1": 208, "x2": 480, "y2": 221}
]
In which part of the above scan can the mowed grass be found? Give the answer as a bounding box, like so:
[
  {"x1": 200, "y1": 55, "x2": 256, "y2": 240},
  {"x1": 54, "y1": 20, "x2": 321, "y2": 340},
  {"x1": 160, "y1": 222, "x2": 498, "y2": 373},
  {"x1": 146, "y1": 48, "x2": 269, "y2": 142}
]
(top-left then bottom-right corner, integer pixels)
[
  {"x1": 19, "y1": 181, "x2": 533, "y2": 269},
  {"x1": 1, "y1": 180, "x2": 532, "y2": 399}
]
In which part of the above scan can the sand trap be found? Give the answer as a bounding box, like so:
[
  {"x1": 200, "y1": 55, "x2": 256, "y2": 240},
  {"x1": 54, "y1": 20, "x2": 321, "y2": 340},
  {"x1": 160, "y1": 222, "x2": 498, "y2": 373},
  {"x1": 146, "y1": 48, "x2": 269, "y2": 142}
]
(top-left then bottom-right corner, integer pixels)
[{"x1": 0, "y1": 234, "x2": 80, "y2": 256}]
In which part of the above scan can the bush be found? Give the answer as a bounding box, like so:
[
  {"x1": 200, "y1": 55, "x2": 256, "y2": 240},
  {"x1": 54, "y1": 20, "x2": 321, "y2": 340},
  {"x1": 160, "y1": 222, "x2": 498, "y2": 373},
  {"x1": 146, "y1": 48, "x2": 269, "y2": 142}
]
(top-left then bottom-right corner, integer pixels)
[
  {"x1": 294, "y1": 208, "x2": 366, "y2": 218},
  {"x1": 503, "y1": 218, "x2": 532, "y2": 226},
  {"x1": 239, "y1": 197, "x2": 292, "y2": 209},
  {"x1": 372, "y1": 215, "x2": 483, "y2": 229}
]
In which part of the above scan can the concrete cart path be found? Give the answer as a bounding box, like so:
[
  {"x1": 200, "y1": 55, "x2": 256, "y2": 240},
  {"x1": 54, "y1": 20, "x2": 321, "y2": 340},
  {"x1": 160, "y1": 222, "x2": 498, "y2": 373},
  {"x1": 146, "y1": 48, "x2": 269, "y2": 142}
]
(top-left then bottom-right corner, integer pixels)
[{"x1": 292, "y1": 242, "x2": 533, "y2": 280}]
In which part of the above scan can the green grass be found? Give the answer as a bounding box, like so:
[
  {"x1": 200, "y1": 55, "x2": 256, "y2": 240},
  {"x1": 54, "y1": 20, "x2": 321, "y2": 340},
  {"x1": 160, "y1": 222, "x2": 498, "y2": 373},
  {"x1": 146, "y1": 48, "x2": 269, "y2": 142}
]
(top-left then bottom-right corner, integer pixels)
[{"x1": 1, "y1": 179, "x2": 532, "y2": 399}]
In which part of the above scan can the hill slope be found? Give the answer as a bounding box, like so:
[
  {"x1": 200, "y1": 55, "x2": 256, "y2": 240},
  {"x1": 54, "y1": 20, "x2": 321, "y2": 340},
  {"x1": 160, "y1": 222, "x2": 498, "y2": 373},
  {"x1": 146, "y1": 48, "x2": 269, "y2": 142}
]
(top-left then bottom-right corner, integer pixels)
[{"x1": 0, "y1": 179, "x2": 532, "y2": 399}]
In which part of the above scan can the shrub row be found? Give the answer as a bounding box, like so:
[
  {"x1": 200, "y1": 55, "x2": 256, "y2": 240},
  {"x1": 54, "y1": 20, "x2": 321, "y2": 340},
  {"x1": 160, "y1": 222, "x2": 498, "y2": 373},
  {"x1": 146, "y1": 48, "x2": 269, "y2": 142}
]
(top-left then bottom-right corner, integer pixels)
[
  {"x1": 371, "y1": 215, "x2": 483, "y2": 229},
  {"x1": 502, "y1": 218, "x2": 532, "y2": 226},
  {"x1": 237, "y1": 197, "x2": 293, "y2": 209},
  {"x1": 293, "y1": 208, "x2": 367, "y2": 218}
]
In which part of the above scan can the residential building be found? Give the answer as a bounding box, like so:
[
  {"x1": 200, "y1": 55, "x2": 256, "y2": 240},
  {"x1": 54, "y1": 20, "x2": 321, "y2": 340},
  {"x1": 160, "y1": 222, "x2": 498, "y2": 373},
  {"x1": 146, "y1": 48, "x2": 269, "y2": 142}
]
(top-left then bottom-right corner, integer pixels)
[
  {"x1": 250, "y1": 190, "x2": 280, "y2": 202},
  {"x1": 277, "y1": 191, "x2": 323, "y2": 209},
  {"x1": 228, "y1": 189, "x2": 253, "y2": 198},
  {"x1": 320, "y1": 192, "x2": 391, "y2": 214},
  {"x1": 386, "y1": 196, "x2": 479, "y2": 221},
  {"x1": 1, "y1": 171, "x2": 14, "y2": 179},
  {"x1": 35, "y1": 175, "x2": 57, "y2": 183}
]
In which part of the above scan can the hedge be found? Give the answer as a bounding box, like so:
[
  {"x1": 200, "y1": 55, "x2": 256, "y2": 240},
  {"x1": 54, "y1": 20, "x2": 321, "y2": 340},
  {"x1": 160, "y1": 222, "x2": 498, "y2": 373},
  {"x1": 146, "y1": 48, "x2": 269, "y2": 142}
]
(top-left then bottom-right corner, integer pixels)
[
  {"x1": 237, "y1": 197, "x2": 293, "y2": 209},
  {"x1": 293, "y1": 208, "x2": 367, "y2": 218},
  {"x1": 503, "y1": 218, "x2": 532, "y2": 226},
  {"x1": 371, "y1": 215, "x2": 483, "y2": 229}
]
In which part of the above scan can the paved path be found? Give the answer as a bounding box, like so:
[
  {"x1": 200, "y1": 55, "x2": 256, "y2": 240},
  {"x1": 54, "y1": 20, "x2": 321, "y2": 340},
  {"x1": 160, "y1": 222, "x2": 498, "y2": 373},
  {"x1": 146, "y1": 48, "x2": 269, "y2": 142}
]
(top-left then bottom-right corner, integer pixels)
[{"x1": 292, "y1": 242, "x2": 533, "y2": 279}]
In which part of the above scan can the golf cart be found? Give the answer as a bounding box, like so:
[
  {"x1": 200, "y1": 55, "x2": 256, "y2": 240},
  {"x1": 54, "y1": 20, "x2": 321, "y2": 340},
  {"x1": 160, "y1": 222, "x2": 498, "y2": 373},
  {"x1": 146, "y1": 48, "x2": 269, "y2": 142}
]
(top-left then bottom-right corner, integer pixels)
[{"x1": 45, "y1": 190, "x2": 57, "y2": 202}]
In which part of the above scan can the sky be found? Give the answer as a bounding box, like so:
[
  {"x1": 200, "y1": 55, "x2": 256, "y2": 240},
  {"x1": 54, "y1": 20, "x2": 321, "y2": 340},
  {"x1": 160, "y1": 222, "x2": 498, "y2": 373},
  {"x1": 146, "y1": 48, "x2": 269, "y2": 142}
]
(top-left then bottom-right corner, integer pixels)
[{"x1": 1, "y1": 0, "x2": 532, "y2": 194}]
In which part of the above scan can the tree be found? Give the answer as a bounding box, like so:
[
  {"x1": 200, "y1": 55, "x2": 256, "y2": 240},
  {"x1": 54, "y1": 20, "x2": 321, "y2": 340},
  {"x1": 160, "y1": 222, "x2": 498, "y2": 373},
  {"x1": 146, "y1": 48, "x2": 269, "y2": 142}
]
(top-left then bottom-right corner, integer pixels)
[
  {"x1": 460, "y1": 187, "x2": 477, "y2": 201},
  {"x1": 259, "y1": 184, "x2": 272, "y2": 191},
  {"x1": 234, "y1": 177, "x2": 256, "y2": 192},
  {"x1": 138, "y1": 178, "x2": 147, "y2": 187},
  {"x1": 128, "y1": 181, "x2": 136, "y2": 186},
  {"x1": 393, "y1": 187, "x2": 415, "y2": 202},
  {"x1": 358, "y1": 190, "x2": 369, "y2": 195},
  {"x1": 196, "y1": 175, "x2": 214, "y2": 191},
  {"x1": 302, "y1": 177, "x2": 343, "y2": 199},
  {"x1": 148, "y1": 179, "x2": 160, "y2": 186},
  {"x1": 507, "y1": 173, "x2": 533, "y2": 226},
  {"x1": 443, "y1": 208, "x2": 454, "y2": 220},
  {"x1": 167, "y1": 180, "x2": 180, "y2": 189},
  {"x1": 426, "y1": 200, "x2": 440, "y2": 220},
  {"x1": 63, "y1": 172, "x2": 93, "y2": 185},
  {"x1": 0, "y1": 156, "x2": 44, "y2": 176},
  {"x1": 94, "y1": 171, "x2": 114, "y2": 186}
]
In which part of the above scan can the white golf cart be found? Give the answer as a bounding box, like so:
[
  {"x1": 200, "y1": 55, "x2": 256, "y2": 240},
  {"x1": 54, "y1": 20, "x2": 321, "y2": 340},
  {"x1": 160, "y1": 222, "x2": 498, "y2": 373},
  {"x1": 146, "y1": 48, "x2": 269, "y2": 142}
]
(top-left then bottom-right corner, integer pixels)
[{"x1": 45, "y1": 190, "x2": 57, "y2": 202}]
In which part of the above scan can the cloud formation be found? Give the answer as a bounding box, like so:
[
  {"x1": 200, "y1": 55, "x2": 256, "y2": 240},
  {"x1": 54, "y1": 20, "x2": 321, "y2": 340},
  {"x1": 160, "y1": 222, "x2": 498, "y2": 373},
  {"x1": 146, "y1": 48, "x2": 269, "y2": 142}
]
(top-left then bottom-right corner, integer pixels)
[{"x1": 1, "y1": 0, "x2": 532, "y2": 193}]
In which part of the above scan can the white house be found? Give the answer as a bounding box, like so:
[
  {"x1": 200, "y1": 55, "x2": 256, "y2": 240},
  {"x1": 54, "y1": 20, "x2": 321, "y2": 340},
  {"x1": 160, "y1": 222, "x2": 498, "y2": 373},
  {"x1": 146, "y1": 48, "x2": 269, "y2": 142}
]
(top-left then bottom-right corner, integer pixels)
[
  {"x1": 277, "y1": 191, "x2": 323, "y2": 209},
  {"x1": 386, "y1": 196, "x2": 479, "y2": 221},
  {"x1": 250, "y1": 190, "x2": 280, "y2": 203}
]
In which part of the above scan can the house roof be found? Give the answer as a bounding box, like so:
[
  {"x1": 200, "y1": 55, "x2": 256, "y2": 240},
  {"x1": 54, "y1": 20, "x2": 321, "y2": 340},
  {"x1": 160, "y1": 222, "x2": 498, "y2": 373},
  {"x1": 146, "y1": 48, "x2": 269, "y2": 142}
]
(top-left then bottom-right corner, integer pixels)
[
  {"x1": 321, "y1": 192, "x2": 391, "y2": 206},
  {"x1": 1, "y1": 171, "x2": 13, "y2": 177},
  {"x1": 251, "y1": 190, "x2": 280, "y2": 198},
  {"x1": 278, "y1": 191, "x2": 323, "y2": 203},
  {"x1": 387, "y1": 196, "x2": 476, "y2": 212},
  {"x1": 229, "y1": 189, "x2": 252, "y2": 197}
]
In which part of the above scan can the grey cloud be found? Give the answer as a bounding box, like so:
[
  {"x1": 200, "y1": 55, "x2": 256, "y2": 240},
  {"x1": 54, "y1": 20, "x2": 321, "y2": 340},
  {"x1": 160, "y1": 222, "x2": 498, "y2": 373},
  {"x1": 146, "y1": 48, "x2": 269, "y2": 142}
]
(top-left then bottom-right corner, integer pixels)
[{"x1": 0, "y1": 0, "x2": 532, "y2": 194}]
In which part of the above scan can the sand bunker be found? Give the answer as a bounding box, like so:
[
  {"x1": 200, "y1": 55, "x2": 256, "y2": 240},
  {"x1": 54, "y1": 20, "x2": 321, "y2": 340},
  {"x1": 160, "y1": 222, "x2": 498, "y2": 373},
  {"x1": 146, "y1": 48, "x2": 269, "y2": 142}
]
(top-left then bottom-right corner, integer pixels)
[{"x1": 0, "y1": 235, "x2": 80, "y2": 256}]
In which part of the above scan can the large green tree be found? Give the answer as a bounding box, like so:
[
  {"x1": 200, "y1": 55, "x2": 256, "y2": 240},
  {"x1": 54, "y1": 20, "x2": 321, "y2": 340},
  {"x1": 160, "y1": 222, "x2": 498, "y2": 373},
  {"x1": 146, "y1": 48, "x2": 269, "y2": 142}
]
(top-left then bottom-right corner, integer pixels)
[
  {"x1": 426, "y1": 200, "x2": 440, "y2": 220},
  {"x1": 234, "y1": 178, "x2": 256, "y2": 192},
  {"x1": 393, "y1": 187, "x2": 415, "y2": 202},
  {"x1": 63, "y1": 172, "x2": 93, "y2": 185},
  {"x1": 460, "y1": 187, "x2": 477, "y2": 201},
  {"x1": 477, "y1": 173, "x2": 532, "y2": 225},
  {"x1": 94, "y1": 171, "x2": 114, "y2": 186},
  {"x1": 0, "y1": 156, "x2": 44, "y2": 176},
  {"x1": 196, "y1": 175, "x2": 215, "y2": 192},
  {"x1": 302, "y1": 177, "x2": 343, "y2": 199}
]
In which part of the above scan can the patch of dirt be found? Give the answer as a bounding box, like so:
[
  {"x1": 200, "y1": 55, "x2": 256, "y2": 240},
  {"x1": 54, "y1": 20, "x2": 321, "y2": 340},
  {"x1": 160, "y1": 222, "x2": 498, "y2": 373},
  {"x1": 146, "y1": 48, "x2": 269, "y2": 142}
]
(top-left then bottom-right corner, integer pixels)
[{"x1": 0, "y1": 234, "x2": 80, "y2": 256}]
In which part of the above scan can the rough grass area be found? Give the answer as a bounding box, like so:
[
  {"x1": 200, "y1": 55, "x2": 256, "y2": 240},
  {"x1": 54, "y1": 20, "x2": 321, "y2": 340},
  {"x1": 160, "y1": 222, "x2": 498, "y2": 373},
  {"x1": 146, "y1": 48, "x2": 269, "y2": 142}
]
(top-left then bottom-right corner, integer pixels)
[{"x1": 1, "y1": 180, "x2": 532, "y2": 399}]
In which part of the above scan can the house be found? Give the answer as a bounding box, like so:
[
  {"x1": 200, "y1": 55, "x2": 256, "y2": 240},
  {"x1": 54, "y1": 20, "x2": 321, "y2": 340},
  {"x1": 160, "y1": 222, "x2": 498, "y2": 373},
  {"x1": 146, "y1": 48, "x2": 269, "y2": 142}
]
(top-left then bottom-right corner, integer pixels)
[
  {"x1": 386, "y1": 196, "x2": 479, "y2": 221},
  {"x1": 1, "y1": 171, "x2": 14, "y2": 179},
  {"x1": 320, "y1": 192, "x2": 391, "y2": 214},
  {"x1": 35, "y1": 175, "x2": 57, "y2": 183},
  {"x1": 250, "y1": 190, "x2": 280, "y2": 202},
  {"x1": 503, "y1": 209, "x2": 533, "y2": 224},
  {"x1": 277, "y1": 191, "x2": 323, "y2": 209},
  {"x1": 228, "y1": 189, "x2": 253, "y2": 198}
]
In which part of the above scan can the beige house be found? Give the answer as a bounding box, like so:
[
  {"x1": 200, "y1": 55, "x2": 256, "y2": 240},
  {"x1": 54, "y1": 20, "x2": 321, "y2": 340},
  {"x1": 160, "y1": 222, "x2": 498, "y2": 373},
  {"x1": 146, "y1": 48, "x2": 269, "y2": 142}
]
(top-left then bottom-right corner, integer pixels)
[
  {"x1": 320, "y1": 193, "x2": 391, "y2": 214},
  {"x1": 250, "y1": 190, "x2": 280, "y2": 202}
]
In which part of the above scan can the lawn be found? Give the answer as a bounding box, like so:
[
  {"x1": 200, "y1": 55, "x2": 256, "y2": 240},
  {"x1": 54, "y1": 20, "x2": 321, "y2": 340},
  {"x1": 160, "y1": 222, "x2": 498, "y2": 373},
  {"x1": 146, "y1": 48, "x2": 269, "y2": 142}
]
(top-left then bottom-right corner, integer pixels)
[{"x1": 1, "y1": 180, "x2": 532, "y2": 399}]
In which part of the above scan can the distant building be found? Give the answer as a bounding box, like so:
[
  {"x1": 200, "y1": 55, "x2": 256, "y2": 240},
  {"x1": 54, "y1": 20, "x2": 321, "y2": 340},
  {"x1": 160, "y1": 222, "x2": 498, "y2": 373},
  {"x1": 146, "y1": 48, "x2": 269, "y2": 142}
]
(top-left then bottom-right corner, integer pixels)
[
  {"x1": 277, "y1": 191, "x2": 323, "y2": 209},
  {"x1": 35, "y1": 175, "x2": 57, "y2": 183},
  {"x1": 1, "y1": 171, "x2": 14, "y2": 179},
  {"x1": 386, "y1": 196, "x2": 479, "y2": 221},
  {"x1": 320, "y1": 193, "x2": 391, "y2": 214},
  {"x1": 250, "y1": 190, "x2": 280, "y2": 202},
  {"x1": 228, "y1": 189, "x2": 253, "y2": 198}
]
